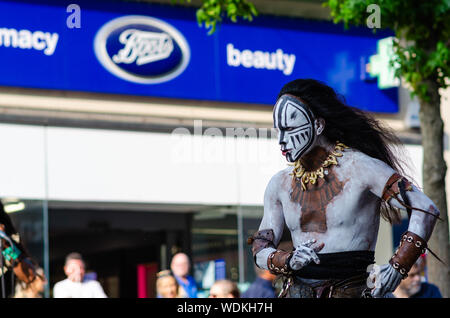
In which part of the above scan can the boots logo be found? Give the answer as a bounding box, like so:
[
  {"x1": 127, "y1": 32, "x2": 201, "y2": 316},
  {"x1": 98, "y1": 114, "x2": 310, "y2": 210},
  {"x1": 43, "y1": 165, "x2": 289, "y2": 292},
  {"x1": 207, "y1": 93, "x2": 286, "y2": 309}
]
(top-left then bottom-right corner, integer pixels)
[
  {"x1": 94, "y1": 15, "x2": 190, "y2": 84},
  {"x1": 112, "y1": 30, "x2": 173, "y2": 65}
]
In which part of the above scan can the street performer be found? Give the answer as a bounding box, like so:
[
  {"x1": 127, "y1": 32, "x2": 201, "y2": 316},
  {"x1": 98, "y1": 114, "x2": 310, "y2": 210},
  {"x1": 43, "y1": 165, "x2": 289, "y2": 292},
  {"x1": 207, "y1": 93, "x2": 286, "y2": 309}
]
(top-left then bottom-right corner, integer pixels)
[
  {"x1": 0, "y1": 202, "x2": 39, "y2": 298},
  {"x1": 248, "y1": 79, "x2": 441, "y2": 298}
]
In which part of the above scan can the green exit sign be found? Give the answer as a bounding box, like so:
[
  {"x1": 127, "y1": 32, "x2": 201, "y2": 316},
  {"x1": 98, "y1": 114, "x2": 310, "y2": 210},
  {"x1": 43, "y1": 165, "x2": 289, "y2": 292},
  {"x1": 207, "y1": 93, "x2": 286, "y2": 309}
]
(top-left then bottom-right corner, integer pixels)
[{"x1": 369, "y1": 37, "x2": 400, "y2": 89}]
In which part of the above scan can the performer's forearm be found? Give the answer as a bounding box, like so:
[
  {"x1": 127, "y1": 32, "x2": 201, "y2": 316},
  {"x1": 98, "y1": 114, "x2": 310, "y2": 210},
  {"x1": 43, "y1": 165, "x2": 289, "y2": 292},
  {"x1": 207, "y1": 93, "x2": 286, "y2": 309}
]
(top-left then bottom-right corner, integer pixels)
[
  {"x1": 248, "y1": 228, "x2": 292, "y2": 273},
  {"x1": 389, "y1": 200, "x2": 439, "y2": 279},
  {"x1": 381, "y1": 176, "x2": 441, "y2": 278},
  {"x1": 407, "y1": 202, "x2": 439, "y2": 242},
  {"x1": 391, "y1": 204, "x2": 438, "y2": 275},
  {"x1": 383, "y1": 178, "x2": 439, "y2": 242},
  {"x1": 248, "y1": 228, "x2": 278, "y2": 270},
  {"x1": 390, "y1": 191, "x2": 440, "y2": 242}
]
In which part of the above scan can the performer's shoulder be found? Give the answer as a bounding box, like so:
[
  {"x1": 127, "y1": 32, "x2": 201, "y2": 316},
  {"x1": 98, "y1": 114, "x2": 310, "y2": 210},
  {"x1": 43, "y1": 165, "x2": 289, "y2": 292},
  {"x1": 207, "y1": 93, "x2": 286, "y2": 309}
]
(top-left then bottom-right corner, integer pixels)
[
  {"x1": 342, "y1": 147, "x2": 365, "y2": 160},
  {"x1": 274, "y1": 166, "x2": 293, "y2": 180},
  {"x1": 267, "y1": 167, "x2": 292, "y2": 187},
  {"x1": 343, "y1": 147, "x2": 395, "y2": 174},
  {"x1": 343, "y1": 147, "x2": 389, "y2": 166}
]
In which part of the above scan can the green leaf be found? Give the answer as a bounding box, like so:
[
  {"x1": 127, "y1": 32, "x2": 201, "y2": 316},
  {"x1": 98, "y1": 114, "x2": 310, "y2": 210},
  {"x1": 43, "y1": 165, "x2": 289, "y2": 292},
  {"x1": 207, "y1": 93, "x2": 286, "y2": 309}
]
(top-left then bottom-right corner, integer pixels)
[
  {"x1": 325, "y1": 0, "x2": 450, "y2": 94},
  {"x1": 228, "y1": 3, "x2": 237, "y2": 15}
]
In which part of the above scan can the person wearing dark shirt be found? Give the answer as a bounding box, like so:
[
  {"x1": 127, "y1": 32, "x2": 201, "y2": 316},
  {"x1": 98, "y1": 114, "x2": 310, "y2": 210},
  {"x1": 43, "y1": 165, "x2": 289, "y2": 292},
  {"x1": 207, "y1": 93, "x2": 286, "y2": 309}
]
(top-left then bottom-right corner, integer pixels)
[
  {"x1": 170, "y1": 252, "x2": 198, "y2": 298},
  {"x1": 242, "y1": 266, "x2": 277, "y2": 298},
  {"x1": 410, "y1": 282, "x2": 442, "y2": 298},
  {"x1": 393, "y1": 254, "x2": 442, "y2": 298}
]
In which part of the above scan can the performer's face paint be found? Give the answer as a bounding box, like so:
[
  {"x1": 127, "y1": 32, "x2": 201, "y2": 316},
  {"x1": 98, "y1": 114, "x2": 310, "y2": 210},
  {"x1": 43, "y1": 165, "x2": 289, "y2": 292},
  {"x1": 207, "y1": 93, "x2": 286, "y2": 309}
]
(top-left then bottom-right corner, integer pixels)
[{"x1": 273, "y1": 94, "x2": 316, "y2": 162}]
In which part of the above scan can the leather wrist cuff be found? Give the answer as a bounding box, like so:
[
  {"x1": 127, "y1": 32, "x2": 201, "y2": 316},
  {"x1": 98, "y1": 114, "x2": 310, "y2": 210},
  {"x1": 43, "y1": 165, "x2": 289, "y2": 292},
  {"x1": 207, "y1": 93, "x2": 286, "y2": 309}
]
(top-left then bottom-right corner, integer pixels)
[
  {"x1": 267, "y1": 250, "x2": 293, "y2": 275},
  {"x1": 247, "y1": 229, "x2": 276, "y2": 258},
  {"x1": 382, "y1": 173, "x2": 412, "y2": 202},
  {"x1": 389, "y1": 231, "x2": 427, "y2": 278}
]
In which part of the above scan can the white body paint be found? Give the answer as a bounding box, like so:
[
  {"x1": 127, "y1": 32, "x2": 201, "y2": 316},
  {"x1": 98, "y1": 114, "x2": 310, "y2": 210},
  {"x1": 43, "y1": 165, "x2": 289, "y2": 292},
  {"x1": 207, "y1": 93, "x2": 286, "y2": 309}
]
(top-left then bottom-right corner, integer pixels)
[
  {"x1": 273, "y1": 94, "x2": 316, "y2": 163},
  {"x1": 256, "y1": 148, "x2": 439, "y2": 297}
]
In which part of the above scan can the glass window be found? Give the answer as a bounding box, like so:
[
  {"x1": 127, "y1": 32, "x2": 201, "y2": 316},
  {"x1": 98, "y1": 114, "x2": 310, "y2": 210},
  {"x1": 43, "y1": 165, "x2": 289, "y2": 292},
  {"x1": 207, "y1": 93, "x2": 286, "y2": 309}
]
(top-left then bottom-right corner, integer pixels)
[
  {"x1": 1, "y1": 198, "x2": 48, "y2": 298},
  {"x1": 191, "y1": 208, "x2": 239, "y2": 297}
]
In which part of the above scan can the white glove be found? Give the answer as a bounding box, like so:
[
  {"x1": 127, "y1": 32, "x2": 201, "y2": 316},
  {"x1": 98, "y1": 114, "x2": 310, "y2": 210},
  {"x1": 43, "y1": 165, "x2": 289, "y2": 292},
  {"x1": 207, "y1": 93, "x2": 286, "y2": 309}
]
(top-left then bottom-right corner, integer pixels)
[
  {"x1": 289, "y1": 239, "x2": 325, "y2": 271},
  {"x1": 370, "y1": 263, "x2": 403, "y2": 298}
]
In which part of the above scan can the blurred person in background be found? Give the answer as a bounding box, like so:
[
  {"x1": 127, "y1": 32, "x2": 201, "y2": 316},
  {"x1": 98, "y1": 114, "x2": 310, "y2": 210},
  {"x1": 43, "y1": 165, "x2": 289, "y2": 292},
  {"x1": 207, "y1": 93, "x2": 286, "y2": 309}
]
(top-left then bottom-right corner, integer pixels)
[
  {"x1": 170, "y1": 252, "x2": 198, "y2": 298},
  {"x1": 393, "y1": 255, "x2": 442, "y2": 298},
  {"x1": 241, "y1": 266, "x2": 276, "y2": 298},
  {"x1": 14, "y1": 267, "x2": 47, "y2": 298},
  {"x1": 53, "y1": 252, "x2": 107, "y2": 298},
  {"x1": 208, "y1": 279, "x2": 240, "y2": 298},
  {"x1": 156, "y1": 270, "x2": 180, "y2": 298}
]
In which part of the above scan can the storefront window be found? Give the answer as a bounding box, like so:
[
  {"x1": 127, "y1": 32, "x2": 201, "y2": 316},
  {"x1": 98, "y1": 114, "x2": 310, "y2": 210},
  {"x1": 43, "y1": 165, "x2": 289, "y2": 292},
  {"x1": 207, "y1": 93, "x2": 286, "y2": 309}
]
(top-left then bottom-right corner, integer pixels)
[
  {"x1": 191, "y1": 208, "x2": 239, "y2": 297},
  {"x1": 240, "y1": 208, "x2": 264, "y2": 286},
  {"x1": 190, "y1": 206, "x2": 267, "y2": 297},
  {"x1": 1, "y1": 198, "x2": 48, "y2": 298}
]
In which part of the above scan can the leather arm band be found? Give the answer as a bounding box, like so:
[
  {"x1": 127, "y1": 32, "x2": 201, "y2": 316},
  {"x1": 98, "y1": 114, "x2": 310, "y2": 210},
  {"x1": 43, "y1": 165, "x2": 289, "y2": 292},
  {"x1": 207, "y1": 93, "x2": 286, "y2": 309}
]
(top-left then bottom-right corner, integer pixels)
[
  {"x1": 267, "y1": 250, "x2": 293, "y2": 275},
  {"x1": 389, "y1": 231, "x2": 427, "y2": 278},
  {"x1": 382, "y1": 173, "x2": 413, "y2": 202},
  {"x1": 247, "y1": 229, "x2": 276, "y2": 259}
]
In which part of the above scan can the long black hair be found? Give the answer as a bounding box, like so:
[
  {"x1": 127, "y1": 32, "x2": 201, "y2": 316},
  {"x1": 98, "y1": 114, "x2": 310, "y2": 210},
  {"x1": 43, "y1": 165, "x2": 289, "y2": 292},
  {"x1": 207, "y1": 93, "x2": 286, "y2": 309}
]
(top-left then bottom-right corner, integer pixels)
[{"x1": 278, "y1": 79, "x2": 407, "y2": 223}]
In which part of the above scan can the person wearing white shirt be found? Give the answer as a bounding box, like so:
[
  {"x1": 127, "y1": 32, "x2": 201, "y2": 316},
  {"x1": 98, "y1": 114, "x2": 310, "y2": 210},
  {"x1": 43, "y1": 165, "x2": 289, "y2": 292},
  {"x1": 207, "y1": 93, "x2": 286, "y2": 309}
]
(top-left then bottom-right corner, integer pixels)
[{"x1": 53, "y1": 252, "x2": 107, "y2": 298}]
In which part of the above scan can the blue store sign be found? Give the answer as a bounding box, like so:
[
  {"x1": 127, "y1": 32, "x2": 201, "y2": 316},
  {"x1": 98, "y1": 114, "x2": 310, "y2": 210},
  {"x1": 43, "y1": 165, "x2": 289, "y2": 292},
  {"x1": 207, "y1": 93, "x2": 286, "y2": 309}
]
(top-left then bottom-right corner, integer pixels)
[
  {"x1": 0, "y1": 0, "x2": 397, "y2": 112},
  {"x1": 94, "y1": 15, "x2": 190, "y2": 84}
]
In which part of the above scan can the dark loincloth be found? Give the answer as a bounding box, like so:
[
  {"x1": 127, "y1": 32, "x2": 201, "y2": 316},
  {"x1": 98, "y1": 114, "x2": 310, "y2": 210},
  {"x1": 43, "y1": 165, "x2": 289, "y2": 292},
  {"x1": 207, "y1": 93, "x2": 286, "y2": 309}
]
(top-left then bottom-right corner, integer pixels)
[{"x1": 278, "y1": 250, "x2": 374, "y2": 298}]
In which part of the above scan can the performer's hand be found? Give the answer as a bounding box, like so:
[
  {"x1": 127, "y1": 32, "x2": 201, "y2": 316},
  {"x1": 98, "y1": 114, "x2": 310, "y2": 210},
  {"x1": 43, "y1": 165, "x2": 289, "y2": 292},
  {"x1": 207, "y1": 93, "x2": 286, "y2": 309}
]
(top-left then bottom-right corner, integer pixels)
[
  {"x1": 289, "y1": 239, "x2": 324, "y2": 271},
  {"x1": 370, "y1": 263, "x2": 403, "y2": 298}
]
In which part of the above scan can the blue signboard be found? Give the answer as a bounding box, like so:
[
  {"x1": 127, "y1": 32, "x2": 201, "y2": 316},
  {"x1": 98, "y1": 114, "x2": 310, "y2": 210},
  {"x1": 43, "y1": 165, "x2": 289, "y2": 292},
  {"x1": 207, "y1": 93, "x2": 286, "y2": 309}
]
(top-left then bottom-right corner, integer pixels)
[{"x1": 0, "y1": 0, "x2": 397, "y2": 112}]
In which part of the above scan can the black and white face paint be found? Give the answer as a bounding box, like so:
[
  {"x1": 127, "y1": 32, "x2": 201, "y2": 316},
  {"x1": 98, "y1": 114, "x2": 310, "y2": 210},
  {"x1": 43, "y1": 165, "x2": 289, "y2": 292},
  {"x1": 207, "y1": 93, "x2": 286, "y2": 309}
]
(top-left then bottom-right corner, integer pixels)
[{"x1": 273, "y1": 94, "x2": 316, "y2": 162}]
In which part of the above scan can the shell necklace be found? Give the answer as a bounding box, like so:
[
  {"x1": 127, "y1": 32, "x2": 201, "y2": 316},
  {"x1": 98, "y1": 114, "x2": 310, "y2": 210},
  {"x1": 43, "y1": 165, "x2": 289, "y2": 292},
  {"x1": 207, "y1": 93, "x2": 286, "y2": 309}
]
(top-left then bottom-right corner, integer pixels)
[{"x1": 289, "y1": 141, "x2": 348, "y2": 191}]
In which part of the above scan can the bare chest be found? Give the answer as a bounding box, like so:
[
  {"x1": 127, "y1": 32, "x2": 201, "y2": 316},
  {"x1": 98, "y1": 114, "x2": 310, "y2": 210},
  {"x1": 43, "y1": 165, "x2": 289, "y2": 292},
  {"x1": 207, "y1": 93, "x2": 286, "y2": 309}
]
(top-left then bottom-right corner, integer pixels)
[{"x1": 278, "y1": 166, "x2": 377, "y2": 236}]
